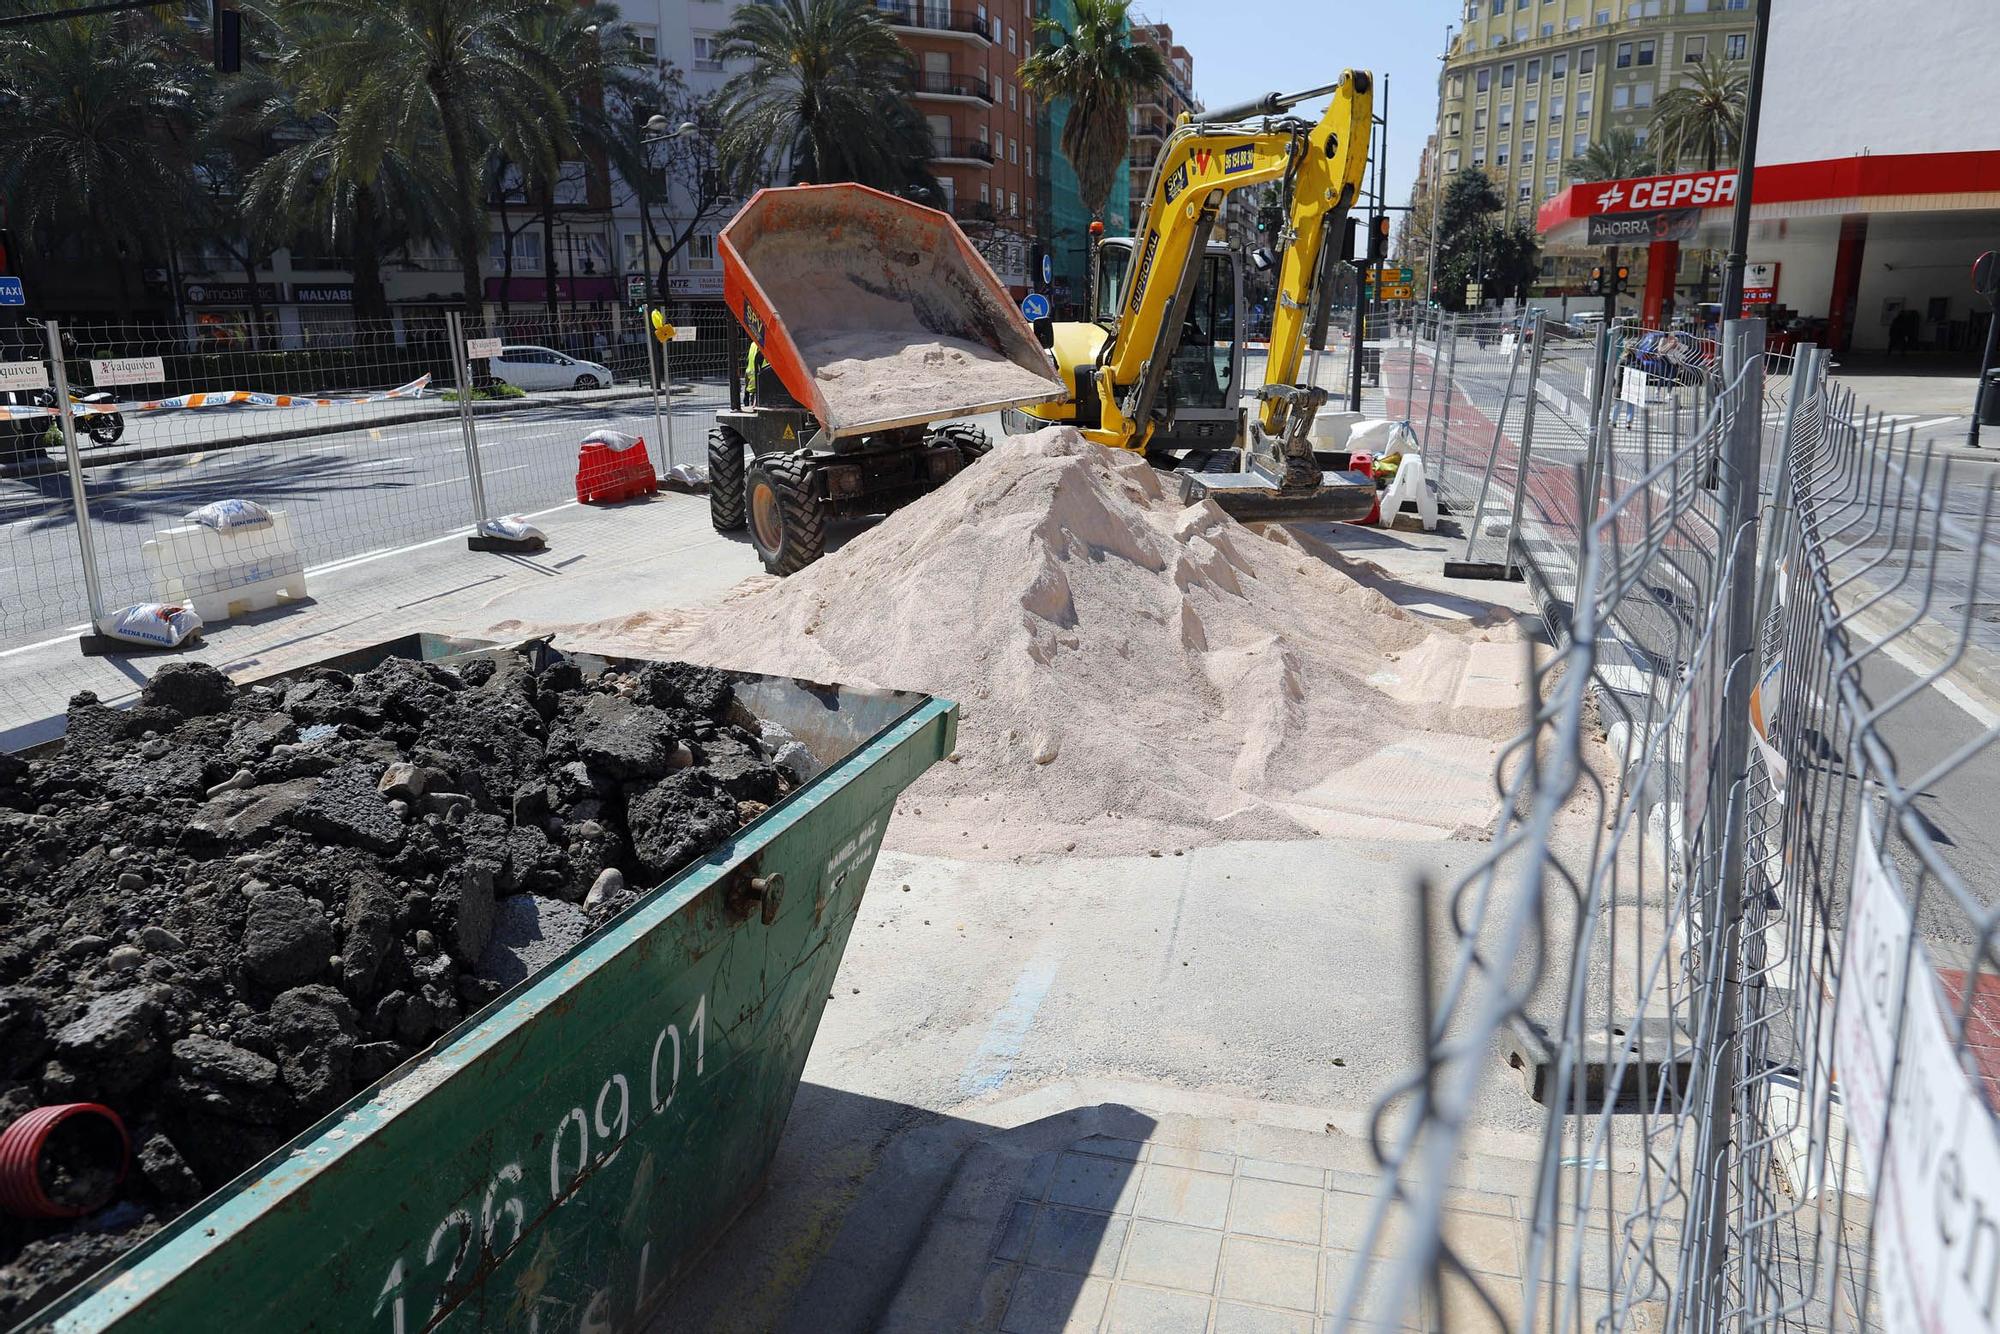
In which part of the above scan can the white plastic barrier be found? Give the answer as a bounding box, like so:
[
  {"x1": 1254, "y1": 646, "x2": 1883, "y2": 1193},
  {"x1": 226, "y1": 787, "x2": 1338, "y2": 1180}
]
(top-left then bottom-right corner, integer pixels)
[
  {"x1": 141, "y1": 509, "x2": 307, "y2": 622},
  {"x1": 1378, "y1": 453, "x2": 1439, "y2": 532}
]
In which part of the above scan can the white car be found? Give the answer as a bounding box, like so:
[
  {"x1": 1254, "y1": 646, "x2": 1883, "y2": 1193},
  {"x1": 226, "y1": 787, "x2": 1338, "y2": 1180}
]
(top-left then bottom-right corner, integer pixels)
[{"x1": 489, "y1": 345, "x2": 615, "y2": 392}]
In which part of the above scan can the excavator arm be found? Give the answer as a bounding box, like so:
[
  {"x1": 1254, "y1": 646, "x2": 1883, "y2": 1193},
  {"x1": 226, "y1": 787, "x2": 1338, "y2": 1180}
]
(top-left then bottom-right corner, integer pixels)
[{"x1": 1084, "y1": 70, "x2": 1373, "y2": 472}]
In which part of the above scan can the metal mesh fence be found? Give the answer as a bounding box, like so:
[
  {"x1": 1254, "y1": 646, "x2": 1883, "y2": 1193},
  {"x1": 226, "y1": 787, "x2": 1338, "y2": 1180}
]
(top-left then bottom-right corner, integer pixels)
[
  {"x1": 1341, "y1": 318, "x2": 2000, "y2": 1332},
  {"x1": 0, "y1": 307, "x2": 726, "y2": 652}
]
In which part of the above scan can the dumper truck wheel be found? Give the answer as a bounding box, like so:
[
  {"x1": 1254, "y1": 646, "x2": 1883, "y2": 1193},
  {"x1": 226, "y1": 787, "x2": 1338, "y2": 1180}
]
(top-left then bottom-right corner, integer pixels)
[
  {"x1": 708, "y1": 426, "x2": 747, "y2": 532},
  {"x1": 745, "y1": 454, "x2": 825, "y2": 575},
  {"x1": 927, "y1": 423, "x2": 992, "y2": 468}
]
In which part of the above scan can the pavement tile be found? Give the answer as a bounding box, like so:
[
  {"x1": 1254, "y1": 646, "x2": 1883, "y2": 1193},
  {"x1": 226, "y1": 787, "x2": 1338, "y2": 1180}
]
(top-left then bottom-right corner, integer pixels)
[
  {"x1": 1430, "y1": 1269, "x2": 1523, "y2": 1331},
  {"x1": 1120, "y1": 1219, "x2": 1224, "y2": 1291},
  {"x1": 1102, "y1": 1283, "x2": 1212, "y2": 1333},
  {"x1": 1025, "y1": 1206, "x2": 1128, "y2": 1277},
  {"x1": 1214, "y1": 1301, "x2": 1313, "y2": 1334},
  {"x1": 1135, "y1": 1164, "x2": 1235, "y2": 1229},
  {"x1": 1230, "y1": 1177, "x2": 1325, "y2": 1245},
  {"x1": 1323, "y1": 1188, "x2": 1398, "y2": 1254},
  {"x1": 1439, "y1": 1208, "x2": 1523, "y2": 1278},
  {"x1": 999, "y1": 1268, "x2": 1109, "y2": 1334},
  {"x1": 1020, "y1": 1151, "x2": 1058, "y2": 1202},
  {"x1": 994, "y1": 1202, "x2": 1037, "y2": 1263},
  {"x1": 1151, "y1": 1142, "x2": 1238, "y2": 1174},
  {"x1": 1047, "y1": 1152, "x2": 1142, "y2": 1215},
  {"x1": 1219, "y1": 1236, "x2": 1320, "y2": 1312},
  {"x1": 1240, "y1": 1157, "x2": 1325, "y2": 1187},
  {"x1": 1074, "y1": 1135, "x2": 1146, "y2": 1162}
]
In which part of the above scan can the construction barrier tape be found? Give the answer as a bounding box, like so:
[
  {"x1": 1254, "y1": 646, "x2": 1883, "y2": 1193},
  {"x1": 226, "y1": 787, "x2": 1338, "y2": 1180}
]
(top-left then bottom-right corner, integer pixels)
[{"x1": 0, "y1": 373, "x2": 432, "y2": 421}]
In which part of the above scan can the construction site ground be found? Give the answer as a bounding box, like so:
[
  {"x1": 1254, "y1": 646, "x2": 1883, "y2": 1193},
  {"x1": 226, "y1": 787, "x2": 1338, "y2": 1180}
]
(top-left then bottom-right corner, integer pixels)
[{"x1": 0, "y1": 433, "x2": 1632, "y2": 1333}]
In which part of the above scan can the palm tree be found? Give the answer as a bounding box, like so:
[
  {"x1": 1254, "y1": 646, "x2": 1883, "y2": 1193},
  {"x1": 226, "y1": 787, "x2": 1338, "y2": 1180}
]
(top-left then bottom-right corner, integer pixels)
[
  {"x1": 0, "y1": 15, "x2": 196, "y2": 319},
  {"x1": 279, "y1": 0, "x2": 580, "y2": 315},
  {"x1": 1567, "y1": 128, "x2": 1656, "y2": 183},
  {"x1": 714, "y1": 0, "x2": 937, "y2": 195},
  {"x1": 1651, "y1": 57, "x2": 1746, "y2": 172},
  {"x1": 1018, "y1": 0, "x2": 1167, "y2": 222}
]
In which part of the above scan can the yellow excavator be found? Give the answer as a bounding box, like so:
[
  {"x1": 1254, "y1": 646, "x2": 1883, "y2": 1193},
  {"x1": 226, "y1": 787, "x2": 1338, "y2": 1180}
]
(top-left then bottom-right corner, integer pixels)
[{"x1": 1008, "y1": 72, "x2": 1378, "y2": 522}]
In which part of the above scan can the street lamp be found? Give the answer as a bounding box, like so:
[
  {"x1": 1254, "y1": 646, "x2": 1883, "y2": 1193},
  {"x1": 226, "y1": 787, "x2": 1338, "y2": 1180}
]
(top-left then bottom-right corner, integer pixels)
[{"x1": 643, "y1": 116, "x2": 698, "y2": 147}]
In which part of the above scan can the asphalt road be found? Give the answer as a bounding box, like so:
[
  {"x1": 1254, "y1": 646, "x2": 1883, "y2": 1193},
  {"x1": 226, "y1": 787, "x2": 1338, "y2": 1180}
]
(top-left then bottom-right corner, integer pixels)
[{"x1": 0, "y1": 388, "x2": 727, "y2": 644}]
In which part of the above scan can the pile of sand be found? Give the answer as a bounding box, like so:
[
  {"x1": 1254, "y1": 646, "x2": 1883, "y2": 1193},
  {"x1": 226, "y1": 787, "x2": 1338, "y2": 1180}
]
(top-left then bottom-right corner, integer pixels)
[
  {"x1": 515, "y1": 427, "x2": 1528, "y2": 858},
  {"x1": 801, "y1": 332, "x2": 1056, "y2": 429}
]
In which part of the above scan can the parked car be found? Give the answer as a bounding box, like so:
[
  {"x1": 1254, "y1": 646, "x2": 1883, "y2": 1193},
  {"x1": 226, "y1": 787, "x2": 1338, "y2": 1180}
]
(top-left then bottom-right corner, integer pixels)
[{"x1": 488, "y1": 345, "x2": 615, "y2": 392}]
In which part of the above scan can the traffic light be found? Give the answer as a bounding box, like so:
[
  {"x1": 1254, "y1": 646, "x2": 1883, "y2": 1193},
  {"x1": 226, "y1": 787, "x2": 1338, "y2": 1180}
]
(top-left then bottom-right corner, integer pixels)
[
  {"x1": 212, "y1": 0, "x2": 241, "y2": 73},
  {"x1": 1590, "y1": 265, "x2": 1605, "y2": 294},
  {"x1": 1614, "y1": 264, "x2": 1631, "y2": 295},
  {"x1": 1368, "y1": 214, "x2": 1390, "y2": 262},
  {"x1": 1340, "y1": 216, "x2": 1358, "y2": 264},
  {"x1": 0, "y1": 229, "x2": 13, "y2": 276}
]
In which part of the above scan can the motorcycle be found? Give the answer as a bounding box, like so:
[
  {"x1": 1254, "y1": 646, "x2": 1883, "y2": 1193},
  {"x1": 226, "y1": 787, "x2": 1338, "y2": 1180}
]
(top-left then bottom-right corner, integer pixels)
[{"x1": 68, "y1": 389, "x2": 126, "y2": 445}]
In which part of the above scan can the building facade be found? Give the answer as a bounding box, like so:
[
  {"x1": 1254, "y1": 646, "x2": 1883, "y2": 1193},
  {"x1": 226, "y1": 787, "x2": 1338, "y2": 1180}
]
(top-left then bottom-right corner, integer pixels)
[
  {"x1": 1434, "y1": 0, "x2": 1762, "y2": 301},
  {"x1": 1124, "y1": 21, "x2": 1197, "y2": 236},
  {"x1": 886, "y1": 0, "x2": 1040, "y2": 293}
]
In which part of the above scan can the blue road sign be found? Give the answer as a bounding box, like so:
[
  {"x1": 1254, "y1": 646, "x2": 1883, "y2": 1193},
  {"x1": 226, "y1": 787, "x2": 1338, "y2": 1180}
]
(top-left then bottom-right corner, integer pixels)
[
  {"x1": 1041, "y1": 253, "x2": 1053, "y2": 286},
  {"x1": 1021, "y1": 291, "x2": 1051, "y2": 321},
  {"x1": 0, "y1": 278, "x2": 23, "y2": 307}
]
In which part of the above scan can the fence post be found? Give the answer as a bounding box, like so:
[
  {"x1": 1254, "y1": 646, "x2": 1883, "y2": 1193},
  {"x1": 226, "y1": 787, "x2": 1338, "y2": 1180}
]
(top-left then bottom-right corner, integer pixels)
[
  {"x1": 1447, "y1": 315, "x2": 1527, "y2": 576},
  {"x1": 48, "y1": 321, "x2": 109, "y2": 641},
  {"x1": 1499, "y1": 310, "x2": 1547, "y2": 578},
  {"x1": 646, "y1": 304, "x2": 672, "y2": 472},
  {"x1": 1690, "y1": 316, "x2": 1768, "y2": 1328},
  {"x1": 447, "y1": 311, "x2": 493, "y2": 537},
  {"x1": 1421, "y1": 313, "x2": 1446, "y2": 455},
  {"x1": 1581, "y1": 324, "x2": 1619, "y2": 532}
]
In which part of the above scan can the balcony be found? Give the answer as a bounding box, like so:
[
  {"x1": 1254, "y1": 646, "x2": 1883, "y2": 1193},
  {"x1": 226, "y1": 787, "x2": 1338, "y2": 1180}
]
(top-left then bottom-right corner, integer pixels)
[
  {"x1": 950, "y1": 200, "x2": 997, "y2": 224},
  {"x1": 912, "y1": 70, "x2": 993, "y2": 104},
  {"x1": 877, "y1": 3, "x2": 991, "y2": 42},
  {"x1": 932, "y1": 138, "x2": 995, "y2": 166},
  {"x1": 1131, "y1": 117, "x2": 1173, "y2": 140}
]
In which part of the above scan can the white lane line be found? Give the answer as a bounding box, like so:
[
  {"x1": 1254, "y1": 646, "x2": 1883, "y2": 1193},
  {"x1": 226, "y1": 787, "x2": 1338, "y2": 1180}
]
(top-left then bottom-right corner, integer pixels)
[
  {"x1": 1878, "y1": 634, "x2": 2000, "y2": 728},
  {"x1": 355, "y1": 456, "x2": 415, "y2": 470},
  {"x1": 416, "y1": 464, "x2": 531, "y2": 489},
  {"x1": 1906, "y1": 417, "x2": 1961, "y2": 433}
]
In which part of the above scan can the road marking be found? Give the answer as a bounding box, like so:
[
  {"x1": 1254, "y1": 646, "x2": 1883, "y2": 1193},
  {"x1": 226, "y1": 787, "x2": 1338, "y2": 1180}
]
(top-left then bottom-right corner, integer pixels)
[
  {"x1": 1905, "y1": 417, "x2": 1961, "y2": 434},
  {"x1": 1878, "y1": 634, "x2": 2000, "y2": 729},
  {"x1": 958, "y1": 948, "x2": 1060, "y2": 1096},
  {"x1": 355, "y1": 456, "x2": 415, "y2": 470}
]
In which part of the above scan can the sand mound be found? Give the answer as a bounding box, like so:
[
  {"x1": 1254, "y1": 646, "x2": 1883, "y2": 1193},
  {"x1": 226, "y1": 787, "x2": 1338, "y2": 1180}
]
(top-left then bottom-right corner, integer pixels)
[
  {"x1": 802, "y1": 332, "x2": 1056, "y2": 427},
  {"x1": 527, "y1": 427, "x2": 1527, "y2": 858}
]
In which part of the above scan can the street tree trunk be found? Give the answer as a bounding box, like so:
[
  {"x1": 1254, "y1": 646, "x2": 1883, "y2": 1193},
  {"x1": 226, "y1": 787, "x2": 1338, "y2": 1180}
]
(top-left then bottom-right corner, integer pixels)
[{"x1": 429, "y1": 84, "x2": 487, "y2": 321}]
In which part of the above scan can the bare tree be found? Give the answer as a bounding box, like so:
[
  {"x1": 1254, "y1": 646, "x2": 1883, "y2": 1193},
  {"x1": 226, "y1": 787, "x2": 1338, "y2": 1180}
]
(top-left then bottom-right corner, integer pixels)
[{"x1": 605, "y1": 70, "x2": 750, "y2": 302}]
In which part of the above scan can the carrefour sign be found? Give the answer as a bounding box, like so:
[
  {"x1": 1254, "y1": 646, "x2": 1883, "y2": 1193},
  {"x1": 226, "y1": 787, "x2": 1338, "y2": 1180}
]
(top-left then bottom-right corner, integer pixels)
[{"x1": 1586, "y1": 169, "x2": 1738, "y2": 216}]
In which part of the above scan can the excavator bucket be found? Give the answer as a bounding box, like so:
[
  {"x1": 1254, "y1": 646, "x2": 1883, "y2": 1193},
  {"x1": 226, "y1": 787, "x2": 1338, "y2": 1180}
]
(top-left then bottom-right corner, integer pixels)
[
  {"x1": 1175, "y1": 462, "x2": 1381, "y2": 524},
  {"x1": 720, "y1": 184, "x2": 1063, "y2": 439}
]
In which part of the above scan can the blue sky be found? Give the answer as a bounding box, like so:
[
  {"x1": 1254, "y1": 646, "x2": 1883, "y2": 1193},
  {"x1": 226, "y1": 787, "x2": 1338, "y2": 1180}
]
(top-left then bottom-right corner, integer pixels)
[{"x1": 1141, "y1": 1, "x2": 1455, "y2": 219}]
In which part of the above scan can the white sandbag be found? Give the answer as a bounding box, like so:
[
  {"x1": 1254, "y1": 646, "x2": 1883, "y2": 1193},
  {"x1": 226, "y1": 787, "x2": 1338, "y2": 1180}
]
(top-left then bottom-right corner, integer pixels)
[
  {"x1": 101, "y1": 603, "x2": 203, "y2": 648},
  {"x1": 581, "y1": 429, "x2": 644, "y2": 453},
  {"x1": 477, "y1": 515, "x2": 546, "y2": 543},
  {"x1": 184, "y1": 498, "x2": 273, "y2": 531},
  {"x1": 1345, "y1": 418, "x2": 1417, "y2": 455},
  {"x1": 1310, "y1": 411, "x2": 1367, "y2": 450}
]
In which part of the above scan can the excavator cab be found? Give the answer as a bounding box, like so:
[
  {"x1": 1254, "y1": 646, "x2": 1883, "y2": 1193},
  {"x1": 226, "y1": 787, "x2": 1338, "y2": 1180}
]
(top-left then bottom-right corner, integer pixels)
[{"x1": 1007, "y1": 236, "x2": 1247, "y2": 456}]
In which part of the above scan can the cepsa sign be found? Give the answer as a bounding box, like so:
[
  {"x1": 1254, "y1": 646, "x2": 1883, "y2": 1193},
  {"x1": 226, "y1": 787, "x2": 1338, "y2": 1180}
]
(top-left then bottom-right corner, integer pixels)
[{"x1": 1585, "y1": 169, "x2": 1738, "y2": 216}]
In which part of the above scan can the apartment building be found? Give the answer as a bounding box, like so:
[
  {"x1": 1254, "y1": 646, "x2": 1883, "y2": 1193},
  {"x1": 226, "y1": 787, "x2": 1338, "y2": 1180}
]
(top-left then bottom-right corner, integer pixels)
[
  {"x1": 883, "y1": 0, "x2": 1040, "y2": 292},
  {"x1": 1125, "y1": 21, "x2": 1198, "y2": 235},
  {"x1": 1431, "y1": 0, "x2": 1760, "y2": 298}
]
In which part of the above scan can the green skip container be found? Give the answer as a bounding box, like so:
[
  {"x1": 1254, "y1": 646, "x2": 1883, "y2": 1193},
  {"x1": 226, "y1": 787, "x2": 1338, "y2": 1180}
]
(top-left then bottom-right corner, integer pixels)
[{"x1": 24, "y1": 636, "x2": 955, "y2": 1332}]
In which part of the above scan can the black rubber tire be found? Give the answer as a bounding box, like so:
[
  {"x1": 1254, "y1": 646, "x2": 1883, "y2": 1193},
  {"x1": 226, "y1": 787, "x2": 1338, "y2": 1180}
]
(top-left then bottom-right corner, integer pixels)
[
  {"x1": 573, "y1": 374, "x2": 602, "y2": 391},
  {"x1": 927, "y1": 422, "x2": 992, "y2": 467},
  {"x1": 745, "y1": 453, "x2": 825, "y2": 575},
  {"x1": 707, "y1": 426, "x2": 747, "y2": 532},
  {"x1": 88, "y1": 419, "x2": 123, "y2": 446}
]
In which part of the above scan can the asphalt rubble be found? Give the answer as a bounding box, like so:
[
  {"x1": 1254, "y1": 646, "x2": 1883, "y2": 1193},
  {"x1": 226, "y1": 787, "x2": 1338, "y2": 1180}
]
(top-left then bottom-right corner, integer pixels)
[{"x1": 0, "y1": 649, "x2": 804, "y2": 1317}]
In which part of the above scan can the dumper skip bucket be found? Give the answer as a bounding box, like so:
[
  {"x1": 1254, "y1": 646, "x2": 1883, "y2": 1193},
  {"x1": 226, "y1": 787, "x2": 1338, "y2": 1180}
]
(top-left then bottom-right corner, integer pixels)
[{"x1": 720, "y1": 184, "x2": 1062, "y2": 439}]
